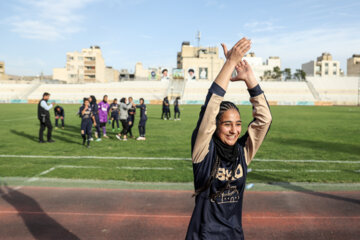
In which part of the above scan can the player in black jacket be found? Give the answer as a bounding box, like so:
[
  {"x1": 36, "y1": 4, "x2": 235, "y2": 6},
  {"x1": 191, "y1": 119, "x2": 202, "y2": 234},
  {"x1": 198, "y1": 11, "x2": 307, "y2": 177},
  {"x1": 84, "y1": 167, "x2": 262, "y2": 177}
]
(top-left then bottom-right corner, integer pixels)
[{"x1": 54, "y1": 105, "x2": 65, "y2": 129}]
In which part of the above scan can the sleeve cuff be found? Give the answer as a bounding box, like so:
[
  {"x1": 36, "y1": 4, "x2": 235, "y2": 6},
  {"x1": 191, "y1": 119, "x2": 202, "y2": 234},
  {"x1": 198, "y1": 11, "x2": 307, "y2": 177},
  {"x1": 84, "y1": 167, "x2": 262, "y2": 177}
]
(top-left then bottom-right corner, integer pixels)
[
  {"x1": 209, "y1": 82, "x2": 226, "y2": 97},
  {"x1": 248, "y1": 84, "x2": 263, "y2": 97}
]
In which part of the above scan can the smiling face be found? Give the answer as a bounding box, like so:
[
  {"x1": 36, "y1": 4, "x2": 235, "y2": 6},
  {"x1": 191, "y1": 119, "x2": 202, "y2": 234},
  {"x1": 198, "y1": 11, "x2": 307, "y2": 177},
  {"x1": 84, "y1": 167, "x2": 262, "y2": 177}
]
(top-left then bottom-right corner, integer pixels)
[{"x1": 216, "y1": 109, "x2": 242, "y2": 146}]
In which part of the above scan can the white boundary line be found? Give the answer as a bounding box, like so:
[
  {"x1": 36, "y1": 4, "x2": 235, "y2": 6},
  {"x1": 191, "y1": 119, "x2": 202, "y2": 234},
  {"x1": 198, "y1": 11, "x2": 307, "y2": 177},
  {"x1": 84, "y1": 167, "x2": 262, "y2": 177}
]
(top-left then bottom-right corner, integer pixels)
[
  {"x1": 0, "y1": 116, "x2": 36, "y2": 122},
  {"x1": 57, "y1": 165, "x2": 173, "y2": 170},
  {"x1": 0, "y1": 154, "x2": 360, "y2": 164},
  {"x1": 0, "y1": 166, "x2": 57, "y2": 196}
]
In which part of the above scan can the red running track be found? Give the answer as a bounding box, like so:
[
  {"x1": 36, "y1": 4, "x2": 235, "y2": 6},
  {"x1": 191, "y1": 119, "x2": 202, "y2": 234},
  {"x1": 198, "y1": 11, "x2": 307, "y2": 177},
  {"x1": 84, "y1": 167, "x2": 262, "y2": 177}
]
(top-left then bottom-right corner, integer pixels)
[{"x1": 0, "y1": 186, "x2": 359, "y2": 240}]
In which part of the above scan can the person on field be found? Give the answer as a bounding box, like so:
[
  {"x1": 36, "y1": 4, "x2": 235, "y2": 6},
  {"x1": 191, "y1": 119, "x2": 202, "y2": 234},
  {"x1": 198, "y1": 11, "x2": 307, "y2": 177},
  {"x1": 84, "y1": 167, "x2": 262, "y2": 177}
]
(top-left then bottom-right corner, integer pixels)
[
  {"x1": 109, "y1": 98, "x2": 120, "y2": 132},
  {"x1": 135, "y1": 98, "x2": 147, "y2": 140},
  {"x1": 79, "y1": 98, "x2": 96, "y2": 148},
  {"x1": 186, "y1": 38, "x2": 272, "y2": 240},
  {"x1": 127, "y1": 96, "x2": 136, "y2": 138},
  {"x1": 98, "y1": 95, "x2": 110, "y2": 138},
  {"x1": 38, "y1": 92, "x2": 55, "y2": 143},
  {"x1": 174, "y1": 97, "x2": 181, "y2": 120},
  {"x1": 89, "y1": 95, "x2": 102, "y2": 142},
  {"x1": 54, "y1": 105, "x2": 65, "y2": 129},
  {"x1": 116, "y1": 97, "x2": 133, "y2": 141},
  {"x1": 161, "y1": 96, "x2": 168, "y2": 120}
]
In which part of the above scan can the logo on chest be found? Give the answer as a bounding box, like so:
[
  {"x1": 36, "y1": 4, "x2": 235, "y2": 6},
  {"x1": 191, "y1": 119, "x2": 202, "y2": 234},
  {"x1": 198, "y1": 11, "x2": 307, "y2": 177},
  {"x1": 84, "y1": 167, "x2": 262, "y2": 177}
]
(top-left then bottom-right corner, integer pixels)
[{"x1": 215, "y1": 163, "x2": 243, "y2": 181}]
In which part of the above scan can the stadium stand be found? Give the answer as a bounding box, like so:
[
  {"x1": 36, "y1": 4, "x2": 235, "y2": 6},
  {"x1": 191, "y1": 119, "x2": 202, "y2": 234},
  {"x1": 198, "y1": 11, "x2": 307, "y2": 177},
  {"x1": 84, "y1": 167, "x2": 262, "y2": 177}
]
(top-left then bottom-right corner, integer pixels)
[
  {"x1": 0, "y1": 77, "x2": 359, "y2": 105},
  {"x1": 306, "y1": 77, "x2": 359, "y2": 105}
]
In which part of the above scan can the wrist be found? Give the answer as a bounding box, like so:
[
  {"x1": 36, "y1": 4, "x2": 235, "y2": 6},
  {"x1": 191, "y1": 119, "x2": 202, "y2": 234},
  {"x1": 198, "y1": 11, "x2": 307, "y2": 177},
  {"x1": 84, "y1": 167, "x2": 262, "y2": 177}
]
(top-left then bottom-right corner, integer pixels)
[
  {"x1": 226, "y1": 59, "x2": 237, "y2": 68},
  {"x1": 245, "y1": 75, "x2": 258, "y2": 89}
]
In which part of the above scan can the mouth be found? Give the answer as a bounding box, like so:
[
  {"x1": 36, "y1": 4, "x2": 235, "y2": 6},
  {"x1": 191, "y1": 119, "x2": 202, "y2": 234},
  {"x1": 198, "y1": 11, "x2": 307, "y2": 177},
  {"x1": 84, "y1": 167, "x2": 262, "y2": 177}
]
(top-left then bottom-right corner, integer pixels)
[{"x1": 225, "y1": 135, "x2": 238, "y2": 141}]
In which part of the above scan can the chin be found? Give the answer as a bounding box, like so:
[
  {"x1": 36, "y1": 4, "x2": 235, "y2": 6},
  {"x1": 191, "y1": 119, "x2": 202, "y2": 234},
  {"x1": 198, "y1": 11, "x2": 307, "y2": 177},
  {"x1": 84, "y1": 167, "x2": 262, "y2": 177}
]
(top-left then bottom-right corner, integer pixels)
[{"x1": 224, "y1": 139, "x2": 238, "y2": 146}]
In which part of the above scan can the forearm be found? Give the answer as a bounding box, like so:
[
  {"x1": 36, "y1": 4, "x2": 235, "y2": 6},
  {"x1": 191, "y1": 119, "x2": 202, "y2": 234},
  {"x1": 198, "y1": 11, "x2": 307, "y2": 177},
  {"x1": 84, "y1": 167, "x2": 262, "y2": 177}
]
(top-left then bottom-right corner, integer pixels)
[
  {"x1": 214, "y1": 60, "x2": 236, "y2": 91},
  {"x1": 245, "y1": 72, "x2": 258, "y2": 89}
]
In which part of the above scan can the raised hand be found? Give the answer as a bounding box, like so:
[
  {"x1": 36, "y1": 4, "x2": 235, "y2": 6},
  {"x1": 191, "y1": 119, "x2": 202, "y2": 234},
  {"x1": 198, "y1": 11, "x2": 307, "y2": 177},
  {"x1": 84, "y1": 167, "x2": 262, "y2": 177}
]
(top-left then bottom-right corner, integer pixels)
[
  {"x1": 231, "y1": 60, "x2": 258, "y2": 88},
  {"x1": 221, "y1": 38, "x2": 251, "y2": 66}
]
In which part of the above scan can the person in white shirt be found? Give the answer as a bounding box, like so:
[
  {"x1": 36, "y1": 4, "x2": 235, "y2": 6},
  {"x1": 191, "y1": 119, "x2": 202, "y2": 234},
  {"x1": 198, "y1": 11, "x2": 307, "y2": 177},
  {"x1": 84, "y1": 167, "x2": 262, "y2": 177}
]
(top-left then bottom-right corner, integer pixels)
[
  {"x1": 161, "y1": 69, "x2": 170, "y2": 82},
  {"x1": 37, "y1": 92, "x2": 55, "y2": 143}
]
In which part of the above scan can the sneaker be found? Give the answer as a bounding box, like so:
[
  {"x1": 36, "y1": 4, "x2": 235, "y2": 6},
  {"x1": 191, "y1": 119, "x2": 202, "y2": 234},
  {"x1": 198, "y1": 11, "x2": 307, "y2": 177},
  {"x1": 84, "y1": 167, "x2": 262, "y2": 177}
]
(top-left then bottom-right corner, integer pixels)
[
  {"x1": 116, "y1": 135, "x2": 121, "y2": 140},
  {"x1": 62, "y1": 127, "x2": 65, "y2": 129},
  {"x1": 103, "y1": 135, "x2": 109, "y2": 139},
  {"x1": 39, "y1": 140, "x2": 46, "y2": 143},
  {"x1": 48, "y1": 139, "x2": 55, "y2": 143},
  {"x1": 136, "y1": 136, "x2": 146, "y2": 141},
  {"x1": 87, "y1": 145, "x2": 91, "y2": 148},
  {"x1": 89, "y1": 138, "x2": 94, "y2": 141},
  {"x1": 95, "y1": 138, "x2": 102, "y2": 142},
  {"x1": 122, "y1": 138, "x2": 128, "y2": 141}
]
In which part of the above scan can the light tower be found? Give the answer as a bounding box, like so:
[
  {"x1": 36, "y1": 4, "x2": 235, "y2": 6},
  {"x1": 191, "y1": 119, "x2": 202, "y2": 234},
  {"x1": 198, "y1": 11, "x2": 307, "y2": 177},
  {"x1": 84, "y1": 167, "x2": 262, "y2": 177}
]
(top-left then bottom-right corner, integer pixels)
[{"x1": 196, "y1": 31, "x2": 201, "y2": 48}]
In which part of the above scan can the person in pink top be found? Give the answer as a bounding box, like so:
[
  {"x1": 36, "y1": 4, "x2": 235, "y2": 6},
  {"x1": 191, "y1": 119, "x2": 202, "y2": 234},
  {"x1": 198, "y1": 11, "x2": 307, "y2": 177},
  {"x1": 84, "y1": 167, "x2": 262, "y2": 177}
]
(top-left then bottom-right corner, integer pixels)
[{"x1": 98, "y1": 95, "x2": 110, "y2": 138}]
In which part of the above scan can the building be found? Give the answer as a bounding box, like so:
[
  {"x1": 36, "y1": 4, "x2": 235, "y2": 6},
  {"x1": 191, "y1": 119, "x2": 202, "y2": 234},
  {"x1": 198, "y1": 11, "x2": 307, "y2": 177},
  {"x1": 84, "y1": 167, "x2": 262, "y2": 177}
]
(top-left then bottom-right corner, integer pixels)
[
  {"x1": 53, "y1": 46, "x2": 118, "y2": 83},
  {"x1": 347, "y1": 54, "x2": 360, "y2": 76},
  {"x1": 134, "y1": 62, "x2": 169, "y2": 80},
  {"x1": 0, "y1": 61, "x2": 6, "y2": 80},
  {"x1": 177, "y1": 41, "x2": 224, "y2": 81},
  {"x1": 302, "y1": 53, "x2": 340, "y2": 77},
  {"x1": 243, "y1": 52, "x2": 281, "y2": 80}
]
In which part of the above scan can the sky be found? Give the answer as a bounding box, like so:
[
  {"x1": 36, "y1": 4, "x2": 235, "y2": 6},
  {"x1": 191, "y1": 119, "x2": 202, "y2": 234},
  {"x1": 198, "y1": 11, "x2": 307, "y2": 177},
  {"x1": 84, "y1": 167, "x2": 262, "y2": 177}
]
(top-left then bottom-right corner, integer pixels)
[{"x1": 0, "y1": 0, "x2": 359, "y2": 76}]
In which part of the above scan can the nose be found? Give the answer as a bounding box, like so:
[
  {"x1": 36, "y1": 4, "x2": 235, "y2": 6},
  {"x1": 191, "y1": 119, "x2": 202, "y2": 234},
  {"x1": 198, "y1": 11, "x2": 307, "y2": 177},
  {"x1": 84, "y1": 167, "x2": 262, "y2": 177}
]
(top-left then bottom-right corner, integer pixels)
[{"x1": 229, "y1": 124, "x2": 235, "y2": 134}]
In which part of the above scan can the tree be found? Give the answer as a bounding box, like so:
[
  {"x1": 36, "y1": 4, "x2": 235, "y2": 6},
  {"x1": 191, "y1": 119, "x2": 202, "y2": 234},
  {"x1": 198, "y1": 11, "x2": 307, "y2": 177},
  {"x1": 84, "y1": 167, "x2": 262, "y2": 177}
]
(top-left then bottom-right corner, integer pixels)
[
  {"x1": 283, "y1": 68, "x2": 292, "y2": 81},
  {"x1": 294, "y1": 69, "x2": 306, "y2": 81},
  {"x1": 272, "y1": 66, "x2": 282, "y2": 81},
  {"x1": 261, "y1": 70, "x2": 272, "y2": 81}
]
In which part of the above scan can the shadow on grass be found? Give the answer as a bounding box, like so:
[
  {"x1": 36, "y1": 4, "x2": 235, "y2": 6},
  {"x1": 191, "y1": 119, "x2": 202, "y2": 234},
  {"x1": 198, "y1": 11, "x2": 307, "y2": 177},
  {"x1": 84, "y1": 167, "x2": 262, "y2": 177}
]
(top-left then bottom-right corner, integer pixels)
[
  {"x1": 0, "y1": 183, "x2": 80, "y2": 240},
  {"x1": 10, "y1": 129, "x2": 80, "y2": 145},
  {"x1": 272, "y1": 138, "x2": 360, "y2": 156},
  {"x1": 249, "y1": 171, "x2": 360, "y2": 205},
  {"x1": 10, "y1": 129, "x2": 38, "y2": 142},
  {"x1": 61, "y1": 124, "x2": 80, "y2": 132}
]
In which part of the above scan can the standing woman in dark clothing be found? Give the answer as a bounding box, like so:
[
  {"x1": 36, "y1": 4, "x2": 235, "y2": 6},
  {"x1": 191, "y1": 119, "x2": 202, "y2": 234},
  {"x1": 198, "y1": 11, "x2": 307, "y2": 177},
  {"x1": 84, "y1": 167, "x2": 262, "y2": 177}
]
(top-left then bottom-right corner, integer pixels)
[
  {"x1": 127, "y1": 96, "x2": 136, "y2": 138},
  {"x1": 54, "y1": 105, "x2": 65, "y2": 129},
  {"x1": 186, "y1": 38, "x2": 272, "y2": 240},
  {"x1": 165, "y1": 96, "x2": 171, "y2": 120},
  {"x1": 79, "y1": 98, "x2": 96, "y2": 148},
  {"x1": 161, "y1": 97, "x2": 167, "y2": 120},
  {"x1": 89, "y1": 95, "x2": 102, "y2": 142},
  {"x1": 135, "y1": 98, "x2": 147, "y2": 141},
  {"x1": 174, "y1": 97, "x2": 180, "y2": 120},
  {"x1": 109, "y1": 98, "x2": 120, "y2": 132}
]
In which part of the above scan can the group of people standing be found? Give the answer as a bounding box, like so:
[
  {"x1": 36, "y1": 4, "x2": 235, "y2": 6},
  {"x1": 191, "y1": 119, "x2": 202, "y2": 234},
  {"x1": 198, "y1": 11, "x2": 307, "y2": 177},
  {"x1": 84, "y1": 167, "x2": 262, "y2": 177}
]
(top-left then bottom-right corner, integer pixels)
[
  {"x1": 37, "y1": 93, "x2": 147, "y2": 147},
  {"x1": 161, "y1": 96, "x2": 181, "y2": 120},
  {"x1": 80, "y1": 95, "x2": 148, "y2": 147}
]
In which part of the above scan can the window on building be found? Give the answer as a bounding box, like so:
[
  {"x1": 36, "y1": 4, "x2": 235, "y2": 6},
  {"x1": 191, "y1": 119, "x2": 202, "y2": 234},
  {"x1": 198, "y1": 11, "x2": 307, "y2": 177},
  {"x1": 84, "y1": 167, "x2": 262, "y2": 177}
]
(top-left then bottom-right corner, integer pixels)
[
  {"x1": 333, "y1": 63, "x2": 337, "y2": 67},
  {"x1": 325, "y1": 71, "x2": 328, "y2": 75},
  {"x1": 324, "y1": 63, "x2": 328, "y2": 67},
  {"x1": 333, "y1": 71, "x2": 337, "y2": 75}
]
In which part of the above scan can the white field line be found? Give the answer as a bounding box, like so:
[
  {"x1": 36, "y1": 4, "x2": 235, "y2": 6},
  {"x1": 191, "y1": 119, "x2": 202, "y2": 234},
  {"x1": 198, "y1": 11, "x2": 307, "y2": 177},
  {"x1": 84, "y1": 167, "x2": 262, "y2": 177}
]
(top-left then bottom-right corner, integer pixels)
[
  {"x1": 57, "y1": 165, "x2": 173, "y2": 170},
  {"x1": 1, "y1": 166, "x2": 57, "y2": 195},
  {"x1": 0, "y1": 116, "x2": 36, "y2": 122},
  {"x1": 1, "y1": 154, "x2": 360, "y2": 164}
]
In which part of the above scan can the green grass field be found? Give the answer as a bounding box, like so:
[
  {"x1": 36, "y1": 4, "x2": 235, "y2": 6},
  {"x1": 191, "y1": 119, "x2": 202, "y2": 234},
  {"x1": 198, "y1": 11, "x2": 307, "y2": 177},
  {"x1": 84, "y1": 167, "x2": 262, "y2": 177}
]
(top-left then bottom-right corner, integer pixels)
[{"x1": 0, "y1": 103, "x2": 359, "y2": 184}]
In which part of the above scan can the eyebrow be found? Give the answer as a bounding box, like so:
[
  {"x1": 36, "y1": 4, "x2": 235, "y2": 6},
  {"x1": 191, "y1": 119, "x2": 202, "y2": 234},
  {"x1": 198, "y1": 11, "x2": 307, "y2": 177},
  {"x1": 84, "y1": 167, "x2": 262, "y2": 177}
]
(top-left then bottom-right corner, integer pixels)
[{"x1": 221, "y1": 120, "x2": 242, "y2": 124}]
